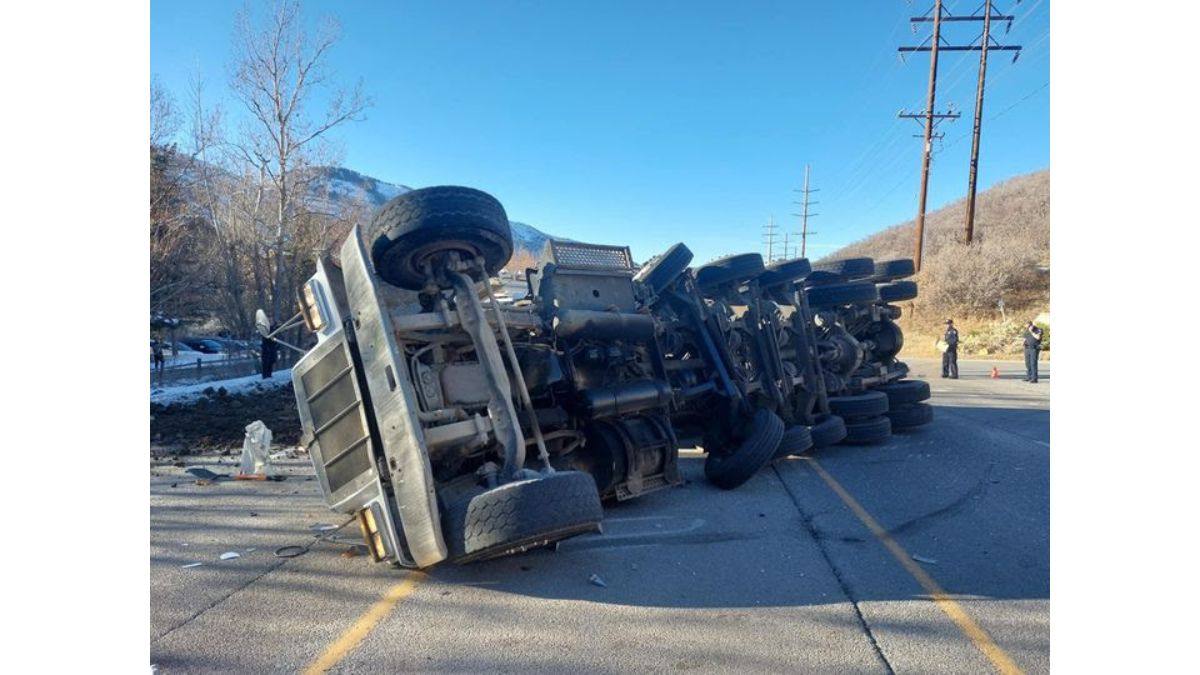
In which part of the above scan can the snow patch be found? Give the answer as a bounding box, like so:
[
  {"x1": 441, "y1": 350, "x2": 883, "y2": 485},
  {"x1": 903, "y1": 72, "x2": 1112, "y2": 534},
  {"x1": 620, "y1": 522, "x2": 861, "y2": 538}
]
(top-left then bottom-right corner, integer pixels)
[{"x1": 150, "y1": 369, "x2": 292, "y2": 406}]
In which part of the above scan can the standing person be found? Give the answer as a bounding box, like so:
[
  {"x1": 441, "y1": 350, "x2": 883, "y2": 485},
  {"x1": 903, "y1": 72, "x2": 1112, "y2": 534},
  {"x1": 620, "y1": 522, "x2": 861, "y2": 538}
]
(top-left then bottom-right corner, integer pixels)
[
  {"x1": 1024, "y1": 321, "x2": 1044, "y2": 383},
  {"x1": 261, "y1": 326, "x2": 278, "y2": 380},
  {"x1": 942, "y1": 319, "x2": 959, "y2": 379},
  {"x1": 152, "y1": 339, "x2": 165, "y2": 374}
]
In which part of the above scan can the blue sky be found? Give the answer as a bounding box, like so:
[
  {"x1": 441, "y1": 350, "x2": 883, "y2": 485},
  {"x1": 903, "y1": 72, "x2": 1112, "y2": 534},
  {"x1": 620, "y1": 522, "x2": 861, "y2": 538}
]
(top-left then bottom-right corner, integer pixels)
[{"x1": 151, "y1": 0, "x2": 1049, "y2": 264}]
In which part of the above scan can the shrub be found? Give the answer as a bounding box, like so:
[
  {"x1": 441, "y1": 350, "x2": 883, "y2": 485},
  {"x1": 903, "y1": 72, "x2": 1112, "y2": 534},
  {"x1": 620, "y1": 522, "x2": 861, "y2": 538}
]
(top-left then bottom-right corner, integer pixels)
[
  {"x1": 958, "y1": 319, "x2": 1024, "y2": 356},
  {"x1": 828, "y1": 169, "x2": 1049, "y2": 320}
]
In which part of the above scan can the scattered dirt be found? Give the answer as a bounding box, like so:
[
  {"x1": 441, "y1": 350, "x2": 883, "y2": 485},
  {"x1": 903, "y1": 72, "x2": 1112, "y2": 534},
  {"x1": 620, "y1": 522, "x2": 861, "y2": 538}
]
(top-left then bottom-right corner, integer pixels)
[{"x1": 150, "y1": 384, "x2": 301, "y2": 453}]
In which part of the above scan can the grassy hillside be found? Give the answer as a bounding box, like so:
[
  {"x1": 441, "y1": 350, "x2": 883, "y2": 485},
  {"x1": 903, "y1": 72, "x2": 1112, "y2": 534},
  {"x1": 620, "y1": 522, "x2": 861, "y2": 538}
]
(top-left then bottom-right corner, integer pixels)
[{"x1": 827, "y1": 169, "x2": 1050, "y2": 357}]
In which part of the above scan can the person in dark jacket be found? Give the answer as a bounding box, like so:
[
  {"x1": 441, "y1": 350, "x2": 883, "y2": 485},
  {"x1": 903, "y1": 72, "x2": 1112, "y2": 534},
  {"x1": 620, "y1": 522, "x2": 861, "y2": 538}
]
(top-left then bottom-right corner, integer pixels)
[
  {"x1": 152, "y1": 339, "x2": 165, "y2": 373},
  {"x1": 261, "y1": 325, "x2": 279, "y2": 379},
  {"x1": 1024, "y1": 321, "x2": 1044, "y2": 383},
  {"x1": 942, "y1": 319, "x2": 959, "y2": 379}
]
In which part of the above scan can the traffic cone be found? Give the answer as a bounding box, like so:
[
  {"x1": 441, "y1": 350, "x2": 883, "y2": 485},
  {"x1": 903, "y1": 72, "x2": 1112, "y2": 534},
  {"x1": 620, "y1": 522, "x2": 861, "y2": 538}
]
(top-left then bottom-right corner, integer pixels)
[{"x1": 990, "y1": 366, "x2": 1000, "y2": 379}]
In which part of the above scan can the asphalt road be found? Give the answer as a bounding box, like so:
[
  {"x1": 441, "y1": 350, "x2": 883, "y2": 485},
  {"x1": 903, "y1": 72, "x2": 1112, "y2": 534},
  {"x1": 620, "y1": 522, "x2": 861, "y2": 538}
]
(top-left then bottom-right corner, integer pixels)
[{"x1": 150, "y1": 356, "x2": 1049, "y2": 673}]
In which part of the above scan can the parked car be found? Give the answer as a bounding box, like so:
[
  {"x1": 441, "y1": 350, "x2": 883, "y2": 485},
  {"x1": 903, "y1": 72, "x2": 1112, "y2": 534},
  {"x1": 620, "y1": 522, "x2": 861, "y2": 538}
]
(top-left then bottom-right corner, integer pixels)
[
  {"x1": 181, "y1": 337, "x2": 229, "y2": 354},
  {"x1": 212, "y1": 338, "x2": 256, "y2": 357},
  {"x1": 151, "y1": 339, "x2": 225, "y2": 369}
]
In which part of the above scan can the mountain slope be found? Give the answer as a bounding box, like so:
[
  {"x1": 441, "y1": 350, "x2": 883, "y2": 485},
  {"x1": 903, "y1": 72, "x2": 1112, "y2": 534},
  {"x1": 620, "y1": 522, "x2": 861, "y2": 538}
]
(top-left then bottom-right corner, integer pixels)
[{"x1": 828, "y1": 169, "x2": 1049, "y2": 315}]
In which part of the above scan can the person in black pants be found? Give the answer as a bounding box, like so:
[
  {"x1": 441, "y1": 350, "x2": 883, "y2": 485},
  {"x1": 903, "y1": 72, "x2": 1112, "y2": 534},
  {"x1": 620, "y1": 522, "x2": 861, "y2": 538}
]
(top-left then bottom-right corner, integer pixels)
[
  {"x1": 152, "y1": 340, "x2": 165, "y2": 373},
  {"x1": 1024, "y1": 321, "x2": 1044, "y2": 383},
  {"x1": 942, "y1": 319, "x2": 959, "y2": 379},
  {"x1": 261, "y1": 326, "x2": 279, "y2": 379}
]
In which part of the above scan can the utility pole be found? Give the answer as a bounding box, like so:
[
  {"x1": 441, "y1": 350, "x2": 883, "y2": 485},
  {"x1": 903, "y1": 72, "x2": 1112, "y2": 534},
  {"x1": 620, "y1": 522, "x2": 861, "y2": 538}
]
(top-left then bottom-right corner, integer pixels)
[
  {"x1": 961, "y1": 2, "x2": 1022, "y2": 243},
  {"x1": 898, "y1": 0, "x2": 949, "y2": 272},
  {"x1": 762, "y1": 215, "x2": 779, "y2": 262},
  {"x1": 901, "y1": 1, "x2": 1022, "y2": 252},
  {"x1": 791, "y1": 164, "x2": 819, "y2": 258}
]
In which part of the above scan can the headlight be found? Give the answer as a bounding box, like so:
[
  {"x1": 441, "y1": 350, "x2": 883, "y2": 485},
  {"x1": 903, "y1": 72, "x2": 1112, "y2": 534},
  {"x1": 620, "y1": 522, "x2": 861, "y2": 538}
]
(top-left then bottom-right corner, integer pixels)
[{"x1": 298, "y1": 279, "x2": 329, "y2": 333}]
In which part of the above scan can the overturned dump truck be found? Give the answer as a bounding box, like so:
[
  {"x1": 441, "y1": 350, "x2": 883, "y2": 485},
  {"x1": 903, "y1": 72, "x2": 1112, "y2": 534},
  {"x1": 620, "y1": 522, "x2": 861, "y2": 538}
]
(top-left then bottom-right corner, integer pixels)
[{"x1": 285, "y1": 185, "x2": 932, "y2": 569}]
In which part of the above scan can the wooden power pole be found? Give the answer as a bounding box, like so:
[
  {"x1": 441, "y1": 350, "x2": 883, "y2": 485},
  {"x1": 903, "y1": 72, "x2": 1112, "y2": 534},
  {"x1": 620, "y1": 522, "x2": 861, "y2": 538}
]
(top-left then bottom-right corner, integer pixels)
[
  {"x1": 898, "y1": 0, "x2": 950, "y2": 272},
  {"x1": 901, "y1": 1, "x2": 1022, "y2": 253}
]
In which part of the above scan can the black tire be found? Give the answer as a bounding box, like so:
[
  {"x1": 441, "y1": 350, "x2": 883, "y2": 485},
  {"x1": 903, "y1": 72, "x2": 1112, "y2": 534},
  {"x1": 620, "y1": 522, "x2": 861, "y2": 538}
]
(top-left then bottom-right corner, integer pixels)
[
  {"x1": 759, "y1": 257, "x2": 812, "y2": 288},
  {"x1": 695, "y1": 253, "x2": 766, "y2": 292},
  {"x1": 634, "y1": 243, "x2": 694, "y2": 296},
  {"x1": 806, "y1": 282, "x2": 880, "y2": 307},
  {"x1": 810, "y1": 414, "x2": 848, "y2": 448},
  {"x1": 812, "y1": 257, "x2": 875, "y2": 279},
  {"x1": 872, "y1": 259, "x2": 916, "y2": 282},
  {"x1": 887, "y1": 402, "x2": 934, "y2": 429},
  {"x1": 877, "y1": 280, "x2": 919, "y2": 303},
  {"x1": 773, "y1": 424, "x2": 814, "y2": 460},
  {"x1": 804, "y1": 270, "x2": 847, "y2": 286},
  {"x1": 369, "y1": 186, "x2": 514, "y2": 290},
  {"x1": 704, "y1": 407, "x2": 784, "y2": 489},
  {"x1": 443, "y1": 471, "x2": 602, "y2": 564},
  {"x1": 828, "y1": 390, "x2": 889, "y2": 419},
  {"x1": 864, "y1": 320, "x2": 904, "y2": 361},
  {"x1": 840, "y1": 415, "x2": 892, "y2": 445},
  {"x1": 875, "y1": 379, "x2": 931, "y2": 406}
]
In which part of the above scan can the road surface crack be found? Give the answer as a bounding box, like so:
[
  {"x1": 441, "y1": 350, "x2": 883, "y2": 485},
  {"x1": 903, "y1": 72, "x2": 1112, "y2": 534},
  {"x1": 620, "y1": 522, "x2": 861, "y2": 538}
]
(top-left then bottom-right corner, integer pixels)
[
  {"x1": 772, "y1": 465, "x2": 895, "y2": 675},
  {"x1": 152, "y1": 517, "x2": 356, "y2": 645},
  {"x1": 886, "y1": 462, "x2": 994, "y2": 537},
  {"x1": 153, "y1": 556, "x2": 294, "y2": 644}
]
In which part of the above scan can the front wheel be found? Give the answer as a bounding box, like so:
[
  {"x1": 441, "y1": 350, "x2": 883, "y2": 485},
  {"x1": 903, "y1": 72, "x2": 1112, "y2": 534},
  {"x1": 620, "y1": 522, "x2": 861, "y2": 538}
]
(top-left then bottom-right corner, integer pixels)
[
  {"x1": 370, "y1": 186, "x2": 514, "y2": 290},
  {"x1": 442, "y1": 471, "x2": 602, "y2": 564}
]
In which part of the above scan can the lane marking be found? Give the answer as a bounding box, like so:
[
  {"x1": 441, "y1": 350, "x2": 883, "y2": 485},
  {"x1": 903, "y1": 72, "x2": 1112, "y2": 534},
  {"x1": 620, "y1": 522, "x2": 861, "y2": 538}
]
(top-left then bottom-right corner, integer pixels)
[
  {"x1": 304, "y1": 572, "x2": 426, "y2": 674},
  {"x1": 803, "y1": 457, "x2": 1024, "y2": 675}
]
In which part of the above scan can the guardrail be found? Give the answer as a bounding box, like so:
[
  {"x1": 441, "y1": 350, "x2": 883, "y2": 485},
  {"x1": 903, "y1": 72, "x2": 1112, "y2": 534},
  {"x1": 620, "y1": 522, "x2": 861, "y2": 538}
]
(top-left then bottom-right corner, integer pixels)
[{"x1": 150, "y1": 351, "x2": 297, "y2": 388}]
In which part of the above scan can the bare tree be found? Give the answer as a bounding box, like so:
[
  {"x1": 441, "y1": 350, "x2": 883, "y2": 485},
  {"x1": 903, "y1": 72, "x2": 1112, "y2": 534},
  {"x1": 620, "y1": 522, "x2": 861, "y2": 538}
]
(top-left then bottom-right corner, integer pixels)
[
  {"x1": 150, "y1": 76, "x2": 211, "y2": 318},
  {"x1": 151, "y1": 75, "x2": 180, "y2": 148},
  {"x1": 229, "y1": 0, "x2": 367, "y2": 321}
]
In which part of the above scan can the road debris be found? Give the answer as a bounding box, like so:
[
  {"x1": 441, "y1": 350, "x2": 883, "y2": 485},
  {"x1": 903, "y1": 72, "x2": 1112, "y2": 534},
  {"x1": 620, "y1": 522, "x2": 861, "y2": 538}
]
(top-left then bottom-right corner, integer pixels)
[
  {"x1": 186, "y1": 467, "x2": 231, "y2": 482},
  {"x1": 270, "y1": 447, "x2": 302, "y2": 461},
  {"x1": 181, "y1": 562, "x2": 203, "y2": 569},
  {"x1": 911, "y1": 554, "x2": 938, "y2": 565},
  {"x1": 589, "y1": 574, "x2": 608, "y2": 588},
  {"x1": 237, "y1": 420, "x2": 274, "y2": 478},
  {"x1": 219, "y1": 552, "x2": 241, "y2": 561}
]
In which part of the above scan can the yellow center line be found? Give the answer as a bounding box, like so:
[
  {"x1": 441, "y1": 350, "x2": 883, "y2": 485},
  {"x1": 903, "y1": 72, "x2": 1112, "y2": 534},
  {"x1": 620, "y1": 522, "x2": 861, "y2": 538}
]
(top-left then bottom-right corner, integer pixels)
[
  {"x1": 304, "y1": 572, "x2": 427, "y2": 674},
  {"x1": 803, "y1": 457, "x2": 1024, "y2": 675}
]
